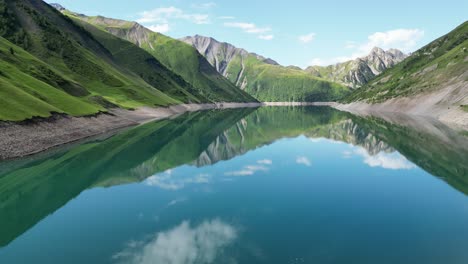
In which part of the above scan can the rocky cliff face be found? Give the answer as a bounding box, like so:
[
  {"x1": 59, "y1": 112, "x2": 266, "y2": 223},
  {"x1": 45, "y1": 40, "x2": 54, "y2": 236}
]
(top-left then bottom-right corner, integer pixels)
[
  {"x1": 180, "y1": 35, "x2": 279, "y2": 81},
  {"x1": 307, "y1": 47, "x2": 407, "y2": 88}
]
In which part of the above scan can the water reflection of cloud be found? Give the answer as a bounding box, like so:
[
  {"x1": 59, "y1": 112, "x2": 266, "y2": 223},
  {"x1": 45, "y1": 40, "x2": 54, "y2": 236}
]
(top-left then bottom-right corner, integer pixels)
[
  {"x1": 113, "y1": 219, "x2": 237, "y2": 264},
  {"x1": 354, "y1": 148, "x2": 416, "y2": 170},
  {"x1": 296, "y1": 156, "x2": 311, "y2": 166},
  {"x1": 257, "y1": 159, "x2": 272, "y2": 165},
  {"x1": 224, "y1": 160, "x2": 271, "y2": 177},
  {"x1": 145, "y1": 170, "x2": 211, "y2": 190}
]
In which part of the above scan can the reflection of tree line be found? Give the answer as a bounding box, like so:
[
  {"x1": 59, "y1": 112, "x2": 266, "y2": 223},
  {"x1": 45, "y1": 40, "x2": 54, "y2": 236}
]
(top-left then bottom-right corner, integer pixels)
[{"x1": 0, "y1": 106, "x2": 467, "y2": 248}]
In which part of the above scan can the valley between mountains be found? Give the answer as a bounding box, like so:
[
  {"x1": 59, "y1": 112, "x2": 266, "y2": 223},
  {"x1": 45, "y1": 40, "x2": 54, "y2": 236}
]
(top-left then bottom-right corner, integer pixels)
[{"x1": 0, "y1": 0, "x2": 467, "y2": 159}]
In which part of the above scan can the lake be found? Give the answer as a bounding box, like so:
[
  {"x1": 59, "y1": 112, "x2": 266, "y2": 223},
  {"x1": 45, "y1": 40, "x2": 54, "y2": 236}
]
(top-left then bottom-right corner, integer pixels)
[{"x1": 1, "y1": 106, "x2": 468, "y2": 264}]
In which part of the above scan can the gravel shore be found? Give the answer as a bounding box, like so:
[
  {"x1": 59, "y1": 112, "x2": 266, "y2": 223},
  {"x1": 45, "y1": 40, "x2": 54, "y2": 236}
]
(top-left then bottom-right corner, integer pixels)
[{"x1": 0, "y1": 103, "x2": 262, "y2": 160}]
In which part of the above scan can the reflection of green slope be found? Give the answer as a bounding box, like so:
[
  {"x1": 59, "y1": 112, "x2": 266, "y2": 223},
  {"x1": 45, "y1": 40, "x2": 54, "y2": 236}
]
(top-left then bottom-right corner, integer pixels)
[
  {"x1": 195, "y1": 107, "x2": 390, "y2": 166},
  {"x1": 196, "y1": 107, "x2": 468, "y2": 197},
  {"x1": 349, "y1": 115, "x2": 468, "y2": 195},
  {"x1": 0, "y1": 108, "x2": 253, "y2": 247},
  {"x1": 1, "y1": 107, "x2": 467, "y2": 248}
]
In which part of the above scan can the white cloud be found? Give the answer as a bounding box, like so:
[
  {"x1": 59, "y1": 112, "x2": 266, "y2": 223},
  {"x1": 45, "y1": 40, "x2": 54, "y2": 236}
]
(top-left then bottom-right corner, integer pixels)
[
  {"x1": 113, "y1": 219, "x2": 237, "y2": 264},
  {"x1": 147, "y1": 23, "x2": 170, "y2": 33},
  {"x1": 258, "y1": 34, "x2": 274, "y2": 40},
  {"x1": 218, "y1": 16, "x2": 235, "y2": 20},
  {"x1": 354, "y1": 148, "x2": 416, "y2": 170},
  {"x1": 224, "y1": 22, "x2": 271, "y2": 34},
  {"x1": 296, "y1": 156, "x2": 311, "y2": 166},
  {"x1": 137, "y1": 6, "x2": 210, "y2": 25},
  {"x1": 308, "y1": 28, "x2": 424, "y2": 66},
  {"x1": 257, "y1": 159, "x2": 272, "y2": 165},
  {"x1": 192, "y1": 2, "x2": 217, "y2": 9},
  {"x1": 345, "y1": 40, "x2": 357, "y2": 49},
  {"x1": 298, "y1": 33, "x2": 316, "y2": 44}
]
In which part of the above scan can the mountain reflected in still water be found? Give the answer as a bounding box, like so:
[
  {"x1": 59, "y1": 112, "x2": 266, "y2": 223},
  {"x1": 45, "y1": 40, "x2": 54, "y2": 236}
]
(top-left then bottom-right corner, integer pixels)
[{"x1": 1, "y1": 106, "x2": 467, "y2": 264}]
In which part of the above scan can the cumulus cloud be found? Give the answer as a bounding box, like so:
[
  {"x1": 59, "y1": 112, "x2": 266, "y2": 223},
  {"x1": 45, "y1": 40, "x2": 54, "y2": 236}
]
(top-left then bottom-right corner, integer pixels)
[
  {"x1": 224, "y1": 22, "x2": 271, "y2": 34},
  {"x1": 113, "y1": 219, "x2": 237, "y2": 264},
  {"x1": 145, "y1": 171, "x2": 211, "y2": 190},
  {"x1": 298, "y1": 33, "x2": 316, "y2": 44},
  {"x1": 147, "y1": 23, "x2": 170, "y2": 33},
  {"x1": 137, "y1": 6, "x2": 210, "y2": 25},
  {"x1": 191, "y1": 2, "x2": 217, "y2": 9},
  {"x1": 258, "y1": 34, "x2": 274, "y2": 40},
  {"x1": 296, "y1": 156, "x2": 311, "y2": 166},
  {"x1": 224, "y1": 22, "x2": 273, "y2": 40},
  {"x1": 218, "y1": 16, "x2": 235, "y2": 20},
  {"x1": 354, "y1": 148, "x2": 416, "y2": 170},
  {"x1": 309, "y1": 28, "x2": 424, "y2": 66}
]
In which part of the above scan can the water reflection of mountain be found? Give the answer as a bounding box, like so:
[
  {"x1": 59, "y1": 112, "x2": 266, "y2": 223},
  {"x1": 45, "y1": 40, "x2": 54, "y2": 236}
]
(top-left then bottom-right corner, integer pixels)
[
  {"x1": 0, "y1": 106, "x2": 467, "y2": 247},
  {"x1": 194, "y1": 108, "x2": 394, "y2": 167}
]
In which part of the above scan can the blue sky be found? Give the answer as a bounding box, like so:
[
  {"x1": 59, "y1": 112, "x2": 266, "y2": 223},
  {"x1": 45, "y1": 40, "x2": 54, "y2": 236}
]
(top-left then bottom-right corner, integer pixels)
[{"x1": 47, "y1": 0, "x2": 467, "y2": 68}]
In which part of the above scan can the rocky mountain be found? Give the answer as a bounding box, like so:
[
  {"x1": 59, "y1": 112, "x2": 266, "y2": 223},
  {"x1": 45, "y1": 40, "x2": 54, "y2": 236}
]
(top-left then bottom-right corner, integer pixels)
[
  {"x1": 181, "y1": 35, "x2": 350, "y2": 102},
  {"x1": 306, "y1": 47, "x2": 407, "y2": 88},
  {"x1": 342, "y1": 21, "x2": 468, "y2": 126},
  {"x1": 54, "y1": 7, "x2": 257, "y2": 103},
  {"x1": 181, "y1": 35, "x2": 279, "y2": 77},
  {"x1": 49, "y1": 3, "x2": 65, "y2": 11}
]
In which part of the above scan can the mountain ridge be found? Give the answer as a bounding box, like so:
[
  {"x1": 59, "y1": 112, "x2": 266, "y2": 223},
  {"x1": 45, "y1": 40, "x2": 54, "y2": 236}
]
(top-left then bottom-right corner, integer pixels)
[
  {"x1": 181, "y1": 34, "x2": 350, "y2": 102},
  {"x1": 306, "y1": 47, "x2": 407, "y2": 88}
]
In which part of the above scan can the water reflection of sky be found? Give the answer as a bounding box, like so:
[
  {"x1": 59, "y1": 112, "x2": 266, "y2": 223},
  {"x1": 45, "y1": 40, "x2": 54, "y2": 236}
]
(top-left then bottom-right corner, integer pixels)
[
  {"x1": 144, "y1": 136, "x2": 417, "y2": 192},
  {"x1": 2, "y1": 135, "x2": 467, "y2": 264}
]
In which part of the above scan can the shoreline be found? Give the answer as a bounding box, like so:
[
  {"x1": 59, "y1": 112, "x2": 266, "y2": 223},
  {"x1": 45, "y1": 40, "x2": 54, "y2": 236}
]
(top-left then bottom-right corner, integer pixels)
[
  {"x1": 0, "y1": 102, "x2": 264, "y2": 161},
  {"x1": 1, "y1": 101, "x2": 466, "y2": 160}
]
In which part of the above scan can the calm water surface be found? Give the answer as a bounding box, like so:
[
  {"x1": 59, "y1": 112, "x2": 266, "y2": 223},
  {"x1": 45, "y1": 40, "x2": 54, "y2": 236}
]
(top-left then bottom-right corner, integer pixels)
[{"x1": 1, "y1": 107, "x2": 468, "y2": 264}]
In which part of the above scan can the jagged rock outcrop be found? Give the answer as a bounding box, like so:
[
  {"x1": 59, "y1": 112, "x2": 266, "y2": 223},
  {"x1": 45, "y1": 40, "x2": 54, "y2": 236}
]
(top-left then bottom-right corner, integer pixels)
[
  {"x1": 307, "y1": 47, "x2": 407, "y2": 88},
  {"x1": 49, "y1": 3, "x2": 65, "y2": 11},
  {"x1": 181, "y1": 35, "x2": 278, "y2": 77}
]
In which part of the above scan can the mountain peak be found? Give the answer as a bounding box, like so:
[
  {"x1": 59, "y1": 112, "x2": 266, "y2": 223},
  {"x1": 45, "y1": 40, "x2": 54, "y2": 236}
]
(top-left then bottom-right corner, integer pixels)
[{"x1": 50, "y1": 3, "x2": 66, "y2": 11}]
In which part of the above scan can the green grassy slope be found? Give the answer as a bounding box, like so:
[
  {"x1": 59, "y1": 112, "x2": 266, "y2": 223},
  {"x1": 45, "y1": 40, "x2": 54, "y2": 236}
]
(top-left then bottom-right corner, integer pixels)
[
  {"x1": 226, "y1": 54, "x2": 350, "y2": 102},
  {"x1": 1, "y1": 0, "x2": 253, "y2": 121},
  {"x1": 0, "y1": 37, "x2": 104, "y2": 120},
  {"x1": 68, "y1": 14, "x2": 256, "y2": 103},
  {"x1": 69, "y1": 18, "x2": 207, "y2": 103},
  {"x1": 344, "y1": 21, "x2": 468, "y2": 103}
]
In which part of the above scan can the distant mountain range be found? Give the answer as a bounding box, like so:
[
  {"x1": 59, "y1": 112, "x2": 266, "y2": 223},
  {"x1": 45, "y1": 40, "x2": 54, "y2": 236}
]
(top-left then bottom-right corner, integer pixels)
[
  {"x1": 181, "y1": 35, "x2": 349, "y2": 102},
  {"x1": 306, "y1": 47, "x2": 407, "y2": 88}
]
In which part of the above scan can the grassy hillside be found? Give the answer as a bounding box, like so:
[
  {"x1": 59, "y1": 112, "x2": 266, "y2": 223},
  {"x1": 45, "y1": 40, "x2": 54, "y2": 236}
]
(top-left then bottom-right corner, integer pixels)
[
  {"x1": 0, "y1": 37, "x2": 104, "y2": 120},
  {"x1": 67, "y1": 14, "x2": 256, "y2": 103},
  {"x1": 0, "y1": 0, "x2": 256, "y2": 121},
  {"x1": 226, "y1": 55, "x2": 350, "y2": 102},
  {"x1": 182, "y1": 35, "x2": 350, "y2": 102},
  {"x1": 344, "y1": 21, "x2": 468, "y2": 104}
]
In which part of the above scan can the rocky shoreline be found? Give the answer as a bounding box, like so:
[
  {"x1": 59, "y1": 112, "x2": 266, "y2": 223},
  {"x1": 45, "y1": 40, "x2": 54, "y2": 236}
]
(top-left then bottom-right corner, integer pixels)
[
  {"x1": 0, "y1": 103, "x2": 262, "y2": 160},
  {"x1": 1, "y1": 100, "x2": 466, "y2": 160}
]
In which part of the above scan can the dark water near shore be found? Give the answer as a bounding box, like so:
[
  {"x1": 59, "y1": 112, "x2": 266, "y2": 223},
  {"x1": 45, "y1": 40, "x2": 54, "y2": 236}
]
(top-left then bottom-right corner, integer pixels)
[{"x1": 1, "y1": 106, "x2": 468, "y2": 264}]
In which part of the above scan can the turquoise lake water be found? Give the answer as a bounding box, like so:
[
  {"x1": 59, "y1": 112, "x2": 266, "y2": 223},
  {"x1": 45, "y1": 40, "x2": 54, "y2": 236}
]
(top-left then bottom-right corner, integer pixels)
[{"x1": 0, "y1": 106, "x2": 467, "y2": 264}]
